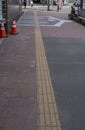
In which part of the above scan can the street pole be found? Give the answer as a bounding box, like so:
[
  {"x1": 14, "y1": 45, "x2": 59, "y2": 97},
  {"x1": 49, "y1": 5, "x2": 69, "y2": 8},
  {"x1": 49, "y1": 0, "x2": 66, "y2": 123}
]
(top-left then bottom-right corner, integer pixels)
[
  {"x1": 57, "y1": 2, "x2": 59, "y2": 12},
  {"x1": 6, "y1": 0, "x2": 9, "y2": 35},
  {"x1": 0, "y1": 0, "x2": 3, "y2": 20},
  {"x1": 20, "y1": 0, "x2": 22, "y2": 13},
  {"x1": 80, "y1": 0, "x2": 83, "y2": 9},
  {"x1": 47, "y1": 0, "x2": 50, "y2": 11}
]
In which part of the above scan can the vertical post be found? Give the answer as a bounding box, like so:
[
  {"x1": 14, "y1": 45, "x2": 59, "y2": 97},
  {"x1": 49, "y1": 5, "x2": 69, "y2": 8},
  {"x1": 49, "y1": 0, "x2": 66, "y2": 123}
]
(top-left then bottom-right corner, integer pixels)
[
  {"x1": 57, "y1": 3, "x2": 59, "y2": 12},
  {"x1": 0, "y1": 0, "x2": 3, "y2": 20},
  {"x1": 26, "y1": 0, "x2": 28, "y2": 6},
  {"x1": 47, "y1": 0, "x2": 50, "y2": 11},
  {"x1": 20, "y1": 0, "x2": 22, "y2": 13},
  {"x1": 5, "y1": 0, "x2": 8, "y2": 35},
  {"x1": 80, "y1": 0, "x2": 83, "y2": 9}
]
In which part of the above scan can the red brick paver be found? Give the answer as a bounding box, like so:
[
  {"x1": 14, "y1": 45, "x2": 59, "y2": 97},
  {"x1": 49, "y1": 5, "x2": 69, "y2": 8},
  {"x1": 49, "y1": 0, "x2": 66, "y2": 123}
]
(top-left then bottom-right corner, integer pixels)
[{"x1": 0, "y1": 23, "x2": 37, "y2": 130}]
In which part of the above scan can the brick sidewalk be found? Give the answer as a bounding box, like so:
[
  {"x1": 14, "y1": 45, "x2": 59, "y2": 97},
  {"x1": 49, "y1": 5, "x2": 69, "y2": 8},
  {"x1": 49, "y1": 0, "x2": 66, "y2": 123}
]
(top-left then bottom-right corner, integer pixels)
[{"x1": 0, "y1": 12, "x2": 37, "y2": 130}]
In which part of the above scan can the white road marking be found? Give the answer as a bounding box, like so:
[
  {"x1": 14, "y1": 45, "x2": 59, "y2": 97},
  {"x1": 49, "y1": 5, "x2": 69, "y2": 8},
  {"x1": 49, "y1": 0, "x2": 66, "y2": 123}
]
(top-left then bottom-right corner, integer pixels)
[
  {"x1": 17, "y1": 14, "x2": 72, "y2": 27},
  {"x1": 48, "y1": 16, "x2": 72, "y2": 26}
]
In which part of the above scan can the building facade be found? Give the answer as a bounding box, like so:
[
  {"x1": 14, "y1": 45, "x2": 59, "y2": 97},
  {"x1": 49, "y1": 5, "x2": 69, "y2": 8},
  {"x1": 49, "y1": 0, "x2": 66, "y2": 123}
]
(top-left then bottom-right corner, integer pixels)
[{"x1": 0, "y1": 0, "x2": 22, "y2": 33}]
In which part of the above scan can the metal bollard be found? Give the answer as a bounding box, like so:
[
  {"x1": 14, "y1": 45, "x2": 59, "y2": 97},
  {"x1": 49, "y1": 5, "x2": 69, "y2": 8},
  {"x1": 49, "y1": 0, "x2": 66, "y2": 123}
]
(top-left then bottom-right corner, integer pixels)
[{"x1": 57, "y1": 4, "x2": 59, "y2": 12}]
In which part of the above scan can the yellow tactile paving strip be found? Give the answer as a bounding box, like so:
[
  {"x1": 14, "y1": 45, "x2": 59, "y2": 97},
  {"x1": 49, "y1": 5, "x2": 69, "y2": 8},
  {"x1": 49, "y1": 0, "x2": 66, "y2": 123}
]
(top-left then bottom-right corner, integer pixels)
[{"x1": 34, "y1": 11, "x2": 61, "y2": 130}]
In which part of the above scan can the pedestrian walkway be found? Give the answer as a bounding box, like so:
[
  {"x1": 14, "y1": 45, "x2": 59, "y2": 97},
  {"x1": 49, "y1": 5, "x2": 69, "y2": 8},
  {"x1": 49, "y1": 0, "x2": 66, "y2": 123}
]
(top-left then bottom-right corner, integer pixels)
[
  {"x1": 0, "y1": 9, "x2": 61, "y2": 130},
  {"x1": 22, "y1": 4, "x2": 71, "y2": 13},
  {"x1": 0, "y1": 11, "x2": 37, "y2": 130}
]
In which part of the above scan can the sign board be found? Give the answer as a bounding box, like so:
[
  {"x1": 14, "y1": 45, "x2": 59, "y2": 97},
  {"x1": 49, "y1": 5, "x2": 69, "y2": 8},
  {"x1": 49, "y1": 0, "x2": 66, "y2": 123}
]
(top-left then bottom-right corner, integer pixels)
[{"x1": 0, "y1": 0, "x2": 2, "y2": 19}]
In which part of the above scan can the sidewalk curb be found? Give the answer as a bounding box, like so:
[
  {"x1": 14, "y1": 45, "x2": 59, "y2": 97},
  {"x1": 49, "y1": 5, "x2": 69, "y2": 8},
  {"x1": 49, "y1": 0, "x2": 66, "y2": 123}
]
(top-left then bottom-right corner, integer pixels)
[{"x1": 0, "y1": 38, "x2": 5, "y2": 45}]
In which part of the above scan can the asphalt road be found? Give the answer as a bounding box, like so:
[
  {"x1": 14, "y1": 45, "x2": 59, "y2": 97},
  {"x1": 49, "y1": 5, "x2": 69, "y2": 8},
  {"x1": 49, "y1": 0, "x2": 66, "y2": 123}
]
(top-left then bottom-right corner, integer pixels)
[
  {"x1": 20, "y1": 7, "x2": 85, "y2": 130},
  {"x1": 0, "y1": 5, "x2": 85, "y2": 130},
  {"x1": 43, "y1": 37, "x2": 85, "y2": 130},
  {"x1": 33, "y1": 7, "x2": 85, "y2": 130}
]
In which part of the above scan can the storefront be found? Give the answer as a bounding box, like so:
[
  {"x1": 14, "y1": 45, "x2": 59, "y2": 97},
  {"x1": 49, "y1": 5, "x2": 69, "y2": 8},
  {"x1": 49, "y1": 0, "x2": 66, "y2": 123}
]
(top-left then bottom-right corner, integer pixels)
[{"x1": 0, "y1": 0, "x2": 22, "y2": 34}]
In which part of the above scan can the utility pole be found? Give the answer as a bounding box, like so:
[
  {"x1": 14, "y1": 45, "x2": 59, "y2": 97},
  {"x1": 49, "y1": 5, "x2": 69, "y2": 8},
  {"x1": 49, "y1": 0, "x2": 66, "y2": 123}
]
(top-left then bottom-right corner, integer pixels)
[
  {"x1": 5, "y1": 0, "x2": 8, "y2": 35},
  {"x1": 80, "y1": 0, "x2": 83, "y2": 9},
  {"x1": 2, "y1": 0, "x2": 8, "y2": 35},
  {"x1": 0, "y1": 0, "x2": 3, "y2": 20},
  {"x1": 47, "y1": 0, "x2": 50, "y2": 11},
  {"x1": 20, "y1": 0, "x2": 22, "y2": 13}
]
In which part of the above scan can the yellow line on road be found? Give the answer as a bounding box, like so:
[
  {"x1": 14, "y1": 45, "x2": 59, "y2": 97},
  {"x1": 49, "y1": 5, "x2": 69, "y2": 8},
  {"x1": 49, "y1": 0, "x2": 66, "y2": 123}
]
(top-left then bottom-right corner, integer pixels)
[{"x1": 34, "y1": 11, "x2": 61, "y2": 130}]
